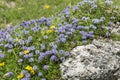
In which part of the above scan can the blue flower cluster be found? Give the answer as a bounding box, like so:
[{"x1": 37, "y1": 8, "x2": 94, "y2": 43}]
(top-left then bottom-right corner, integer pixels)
[{"x1": 0, "y1": 0, "x2": 119, "y2": 80}]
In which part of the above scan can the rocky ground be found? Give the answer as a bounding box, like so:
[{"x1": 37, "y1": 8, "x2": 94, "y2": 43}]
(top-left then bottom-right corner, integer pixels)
[{"x1": 60, "y1": 22, "x2": 120, "y2": 80}]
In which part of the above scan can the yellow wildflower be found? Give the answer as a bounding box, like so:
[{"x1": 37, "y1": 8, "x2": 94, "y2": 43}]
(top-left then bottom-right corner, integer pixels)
[
  {"x1": 46, "y1": 30, "x2": 55, "y2": 34},
  {"x1": 25, "y1": 65, "x2": 33, "y2": 71},
  {"x1": 44, "y1": 4, "x2": 50, "y2": 9},
  {"x1": 23, "y1": 50, "x2": 29, "y2": 54},
  {"x1": 17, "y1": 72, "x2": 24, "y2": 79},
  {"x1": 25, "y1": 65, "x2": 35, "y2": 74},
  {"x1": 16, "y1": 38, "x2": 20, "y2": 42},
  {"x1": 50, "y1": 26, "x2": 55, "y2": 29},
  {"x1": 0, "y1": 62, "x2": 5, "y2": 67},
  {"x1": 31, "y1": 70, "x2": 35, "y2": 75}
]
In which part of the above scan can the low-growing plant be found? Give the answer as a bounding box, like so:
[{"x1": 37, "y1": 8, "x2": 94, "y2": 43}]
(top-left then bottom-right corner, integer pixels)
[{"x1": 0, "y1": 0, "x2": 120, "y2": 80}]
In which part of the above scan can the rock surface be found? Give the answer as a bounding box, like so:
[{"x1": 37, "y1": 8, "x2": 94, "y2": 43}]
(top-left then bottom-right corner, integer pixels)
[
  {"x1": 60, "y1": 39, "x2": 120, "y2": 80},
  {"x1": 111, "y1": 22, "x2": 120, "y2": 35}
]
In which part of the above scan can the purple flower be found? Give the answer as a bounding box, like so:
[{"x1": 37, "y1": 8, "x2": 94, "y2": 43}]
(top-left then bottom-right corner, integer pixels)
[
  {"x1": 7, "y1": 38, "x2": 13, "y2": 43},
  {"x1": 105, "y1": 0, "x2": 113, "y2": 5},
  {"x1": 81, "y1": 16, "x2": 90, "y2": 21},
  {"x1": 73, "y1": 5, "x2": 78, "y2": 11},
  {"x1": 28, "y1": 53, "x2": 33, "y2": 57},
  {"x1": 92, "y1": 19, "x2": 100, "y2": 24},
  {"x1": 62, "y1": 7, "x2": 70, "y2": 18},
  {"x1": 41, "y1": 44, "x2": 45, "y2": 50},
  {"x1": 41, "y1": 78, "x2": 46, "y2": 80},
  {"x1": 59, "y1": 38, "x2": 66, "y2": 43},
  {"x1": 45, "y1": 51, "x2": 52, "y2": 55},
  {"x1": 28, "y1": 46, "x2": 35, "y2": 51},
  {"x1": 33, "y1": 65, "x2": 37, "y2": 70},
  {"x1": 106, "y1": 31, "x2": 111, "y2": 37},
  {"x1": 110, "y1": 16, "x2": 115, "y2": 19},
  {"x1": 3, "y1": 72, "x2": 14, "y2": 78},
  {"x1": 43, "y1": 35, "x2": 48, "y2": 39},
  {"x1": 89, "y1": 31, "x2": 94, "y2": 35},
  {"x1": 59, "y1": 50, "x2": 65, "y2": 54},
  {"x1": 23, "y1": 30, "x2": 29, "y2": 34},
  {"x1": 20, "y1": 40, "x2": 25, "y2": 45},
  {"x1": 43, "y1": 65, "x2": 49, "y2": 70},
  {"x1": 51, "y1": 48, "x2": 58, "y2": 55},
  {"x1": 91, "y1": 3, "x2": 97, "y2": 9},
  {"x1": 0, "y1": 53, "x2": 5, "y2": 58},
  {"x1": 21, "y1": 77, "x2": 30, "y2": 80},
  {"x1": 82, "y1": 40, "x2": 87, "y2": 44},
  {"x1": 50, "y1": 55, "x2": 57, "y2": 61},
  {"x1": 22, "y1": 46, "x2": 28, "y2": 50},
  {"x1": 108, "y1": 21, "x2": 113, "y2": 26},
  {"x1": 64, "y1": 51, "x2": 70, "y2": 56},
  {"x1": 35, "y1": 50, "x2": 40, "y2": 55},
  {"x1": 27, "y1": 36, "x2": 32, "y2": 42},
  {"x1": 29, "y1": 58, "x2": 34, "y2": 62},
  {"x1": 38, "y1": 55, "x2": 44, "y2": 61},
  {"x1": 60, "y1": 57, "x2": 65, "y2": 62},
  {"x1": 21, "y1": 70, "x2": 27, "y2": 74},
  {"x1": 5, "y1": 43, "x2": 13, "y2": 49},
  {"x1": 38, "y1": 72, "x2": 42, "y2": 77},
  {"x1": 25, "y1": 73, "x2": 31, "y2": 78},
  {"x1": 18, "y1": 59, "x2": 23, "y2": 63},
  {"x1": 82, "y1": 35, "x2": 87, "y2": 40},
  {"x1": 90, "y1": 24, "x2": 97, "y2": 29},
  {"x1": 23, "y1": 54, "x2": 29, "y2": 59}
]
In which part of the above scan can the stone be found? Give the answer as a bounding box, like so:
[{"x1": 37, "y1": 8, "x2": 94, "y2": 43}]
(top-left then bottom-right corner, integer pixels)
[
  {"x1": 111, "y1": 22, "x2": 120, "y2": 35},
  {"x1": 60, "y1": 39, "x2": 120, "y2": 80}
]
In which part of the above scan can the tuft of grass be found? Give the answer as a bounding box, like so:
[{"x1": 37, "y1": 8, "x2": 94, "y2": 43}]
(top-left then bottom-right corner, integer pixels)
[{"x1": 0, "y1": 0, "x2": 81, "y2": 28}]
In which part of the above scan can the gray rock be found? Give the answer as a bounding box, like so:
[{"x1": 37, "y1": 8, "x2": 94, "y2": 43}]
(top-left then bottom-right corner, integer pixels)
[
  {"x1": 60, "y1": 39, "x2": 120, "y2": 80},
  {"x1": 111, "y1": 22, "x2": 120, "y2": 35}
]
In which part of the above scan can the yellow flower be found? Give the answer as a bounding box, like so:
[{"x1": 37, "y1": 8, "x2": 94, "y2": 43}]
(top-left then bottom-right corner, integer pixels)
[
  {"x1": 46, "y1": 30, "x2": 55, "y2": 34},
  {"x1": 0, "y1": 62, "x2": 5, "y2": 67},
  {"x1": 17, "y1": 72, "x2": 24, "y2": 79},
  {"x1": 16, "y1": 38, "x2": 20, "y2": 42},
  {"x1": 44, "y1": 4, "x2": 50, "y2": 9},
  {"x1": 31, "y1": 70, "x2": 35, "y2": 75},
  {"x1": 25, "y1": 65, "x2": 35, "y2": 74},
  {"x1": 23, "y1": 50, "x2": 29, "y2": 54},
  {"x1": 50, "y1": 26, "x2": 55, "y2": 29},
  {"x1": 25, "y1": 65, "x2": 33, "y2": 71}
]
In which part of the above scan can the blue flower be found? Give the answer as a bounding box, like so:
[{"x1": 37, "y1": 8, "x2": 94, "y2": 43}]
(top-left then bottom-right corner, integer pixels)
[
  {"x1": 60, "y1": 57, "x2": 65, "y2": 62},
  {"x1": 73, "y1": 5, "x2": 78, "y2": 11},
  {"x1": 106, "y1": 31, "x2": 111, "y2": 37},
  {"x1": 43, "y1": 35, "x2": 48, "y2": 39},
  {"x1": 25, "y1": 73, "x2": 31, "y2": 78},
  {"x1": 21, "y1": 77, "x2": 30, "y2": 80},
  {"x1": 41, "y1": 78, "x2": 46, "y2": 80},
  {"x1": 33, "y1": 65, "x2": 37, "y2": 70},
  {"x1": 43, "y1": 65, "x2": 49, "y2": 70},
  {"x1": 23, "y1": 54, "x2": 29, "y2": 59},
  {"x1": 18, "y1": 59, "x2": 23, "y2": 63},
  {"x1": 50, "y1": 55, "x2": 57, "y2": 61},
  {"x1": 105, "y1": 0, "x2": 113, "y2": 5},
  {"x1": 92, "y1": 19, "x2": 100, "y2": 24},
  {"x1": 20, "y1": 40, "x2": 25, "y2": 45},
  {"x1": 29, "y1": 58, "x2": 34, "y2": 62},
  {"x1": 38, "y1": 72, "x2": 42, "y2": 77},
  {"x1": 3, "y1": 72, "x2": 14, "y2": 78},
  {"x1": 0, "y1": 53, "x2": 5, "y2": 58},
  {"x1": 59, "y1": 50, "x2": 65, "y2": 54},
  {"x1": 35, "y1": 50, "x2": 40, "y2": 55}
]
